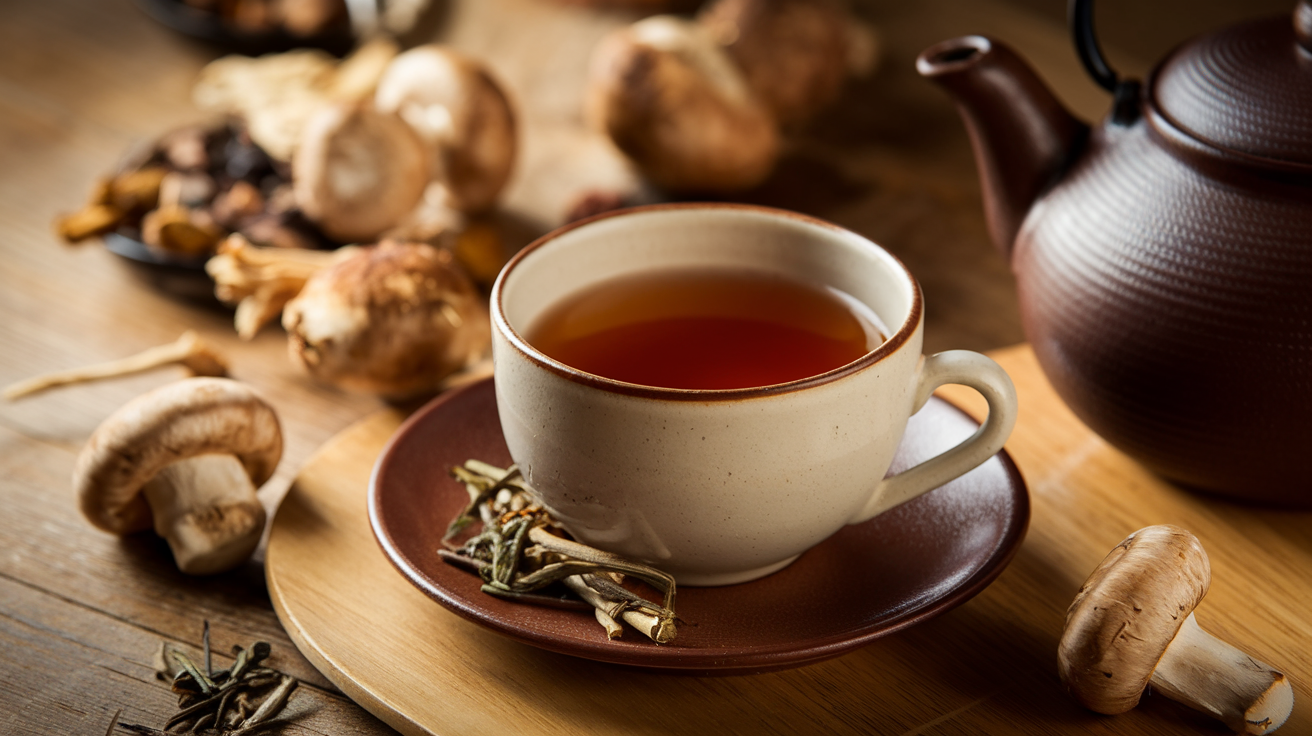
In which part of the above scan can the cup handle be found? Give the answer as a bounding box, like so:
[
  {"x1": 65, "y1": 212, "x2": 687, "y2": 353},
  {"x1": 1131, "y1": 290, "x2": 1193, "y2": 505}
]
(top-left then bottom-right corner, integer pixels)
[{"x1": 851, "y1": 350, "x2": 1018, "y2": 524}]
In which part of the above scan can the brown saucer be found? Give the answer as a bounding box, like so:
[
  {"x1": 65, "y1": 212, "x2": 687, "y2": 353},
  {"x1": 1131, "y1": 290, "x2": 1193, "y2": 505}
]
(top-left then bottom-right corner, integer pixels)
[{"x1": 368, "y1": 378, "x2": 1029, "y2": 675}]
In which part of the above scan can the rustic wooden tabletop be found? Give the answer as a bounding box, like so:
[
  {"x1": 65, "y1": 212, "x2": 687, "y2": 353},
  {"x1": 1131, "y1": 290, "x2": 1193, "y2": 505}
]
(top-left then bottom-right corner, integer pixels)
[{"x1": 0, "y1": 0, "x2": 1299, "y2": 733}]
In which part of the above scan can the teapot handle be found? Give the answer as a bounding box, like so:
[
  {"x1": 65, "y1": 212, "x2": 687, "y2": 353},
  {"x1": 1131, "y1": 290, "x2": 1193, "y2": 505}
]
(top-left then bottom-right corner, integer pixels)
[
  {"x1": 1298, "y1": 1, "x2": 1311, "y2": 54},
  {"x1": 1069, "y1": 0, "x2": 1141, "y2": 124}
]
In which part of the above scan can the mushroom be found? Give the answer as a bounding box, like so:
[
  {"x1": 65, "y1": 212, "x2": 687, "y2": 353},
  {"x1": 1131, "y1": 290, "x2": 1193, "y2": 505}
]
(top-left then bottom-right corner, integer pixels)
[
  {"x1": 585, "y1": 15, "x2": 780, "y2": 193},
  {"x1": 697, "y1": 0, "x2": 863, "y2": 128},
  {"x1": 4, "y1": 332, "x2": 228, "y2": 401},
  {"x1": 281, "y1": 240, "x2": 491, "y2": 400},
  {"x1": 292, "y1": 101, "x2": 430, "y2": 244},
  {"x1": 1058, "y1": 525, "x2": 1294, "y2": 734},
  {"x1": 205, "y1": 234, "x2": 359, "y2": 339},
  {"x1": 374, "y1": 45, "x2": 518, "y2": 214},
  {"x1": 73, "y1": 378, "x2": 282, "y2": 575}
]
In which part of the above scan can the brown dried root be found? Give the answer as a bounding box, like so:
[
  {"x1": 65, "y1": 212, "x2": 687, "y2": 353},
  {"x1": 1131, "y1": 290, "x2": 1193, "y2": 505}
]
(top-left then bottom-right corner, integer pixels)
[
  {"x1": 3, "y1": 331, "x2": 228, "y2": 401},
  {"x1": 205, "y1": 234, "x2": 357, "y2": 339},
  {"x1": 443, "y1": 460, "x2": 678, "y2": 643}
]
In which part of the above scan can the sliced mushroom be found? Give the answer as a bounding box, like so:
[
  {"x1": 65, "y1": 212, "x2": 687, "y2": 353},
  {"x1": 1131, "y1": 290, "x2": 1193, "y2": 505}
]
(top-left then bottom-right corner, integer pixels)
[
  {"x1": 292, "y1": 101, "x2": 430, "y2": 244},
  {"x1": 73, "y1": 378, "x2": 282, "y2": 575},
  {"x1": 281, "y1": 240, "x2": 490, "y2": 400},
  {"x1": 4, "y1": 332, "x2": 227, "y2": 401},
  {"x1": 374, "y1": 45, "x2": 517, "y2": 214},
  {"x1": 585, "y1": 15, "x2": 780, "y2": 193},
  {"x1": 1058, "y1": 525, "x2": 1294, "y2": 734}
]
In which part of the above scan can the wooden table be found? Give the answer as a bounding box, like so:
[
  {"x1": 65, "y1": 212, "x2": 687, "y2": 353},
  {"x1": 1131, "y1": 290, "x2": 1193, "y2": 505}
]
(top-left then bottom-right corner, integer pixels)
[{"x1": 0, "y1": 0, "x2": 1300, "y2": 733}]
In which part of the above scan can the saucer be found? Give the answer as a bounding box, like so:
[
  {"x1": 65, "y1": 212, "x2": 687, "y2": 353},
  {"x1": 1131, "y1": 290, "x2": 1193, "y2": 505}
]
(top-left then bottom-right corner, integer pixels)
[{"x1": 368, "y1": 378, "x2": 1028, "y2": 675}]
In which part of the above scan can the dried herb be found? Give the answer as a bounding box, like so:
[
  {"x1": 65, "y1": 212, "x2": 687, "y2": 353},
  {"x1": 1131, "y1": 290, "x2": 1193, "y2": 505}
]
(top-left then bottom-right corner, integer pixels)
[
  {"x1": 116, "y1": 623, "x2": 299, "y2": 735},
  {"x1": 441, "y1": 460, "x2": 679, "y2": 643}
]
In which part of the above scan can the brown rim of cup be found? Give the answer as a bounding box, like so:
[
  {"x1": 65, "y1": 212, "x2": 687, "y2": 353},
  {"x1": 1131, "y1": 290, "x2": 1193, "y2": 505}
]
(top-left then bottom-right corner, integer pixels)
[{"x1": 491, "y1": 202, "x2": 924, "y2": 402}]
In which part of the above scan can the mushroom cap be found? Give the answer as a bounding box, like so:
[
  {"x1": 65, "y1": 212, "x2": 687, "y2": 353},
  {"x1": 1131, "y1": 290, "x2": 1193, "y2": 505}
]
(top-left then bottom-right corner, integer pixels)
[
  {"x1": 374, "y1": 46, "x2": 517, "y2": 214},
  {"x1": 74, "y1": 378, "x2": 283, "y2": 534},
  {"x1": 585, "y1": 15, "x2": 780, "y2": 193},
  {"x1": 698, "y1": 0, "x2": 851, "y2": 128},
  {"x1": 281, "y1": 240, "x2": 491, "y2": 399},
  {"x1": 293, "y1": 101, "x2": 430, "y2": 244},
  {"x1": 1058, "y1": 525, "x2": 1212, "y2": 714}
]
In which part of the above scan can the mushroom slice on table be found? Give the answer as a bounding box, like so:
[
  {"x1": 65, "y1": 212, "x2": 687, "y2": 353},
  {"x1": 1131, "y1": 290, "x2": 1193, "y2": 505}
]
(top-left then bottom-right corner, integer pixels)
[
  {"x1": 73, "y1": 378, "x2": 282, "y2": 575},
  {"x1": 1058, "y1": 525, "x2": 1294, "y2": 734}
]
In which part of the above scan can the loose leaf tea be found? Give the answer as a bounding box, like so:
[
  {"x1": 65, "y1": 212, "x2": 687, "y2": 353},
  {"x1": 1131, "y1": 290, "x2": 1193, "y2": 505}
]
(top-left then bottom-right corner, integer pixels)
[
  {"x1": 442, "y1": 460, "x2": 679, "y2": 643},
  {"x1": 115, "y1": 623, "x2": 300, "y2": 735}
]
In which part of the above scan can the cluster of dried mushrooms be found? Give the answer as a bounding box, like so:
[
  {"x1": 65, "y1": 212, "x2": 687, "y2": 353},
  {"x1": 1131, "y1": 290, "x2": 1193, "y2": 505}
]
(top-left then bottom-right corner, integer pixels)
[{"x1": 587, "y1": 0, "x2": 878, "y2": 192}]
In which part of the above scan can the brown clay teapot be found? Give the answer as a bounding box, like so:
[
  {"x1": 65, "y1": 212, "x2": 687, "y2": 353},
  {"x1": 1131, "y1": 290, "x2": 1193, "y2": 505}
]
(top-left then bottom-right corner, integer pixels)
[{"x1": 917, "y1": 0, "x2": 1312, "y2": 503}]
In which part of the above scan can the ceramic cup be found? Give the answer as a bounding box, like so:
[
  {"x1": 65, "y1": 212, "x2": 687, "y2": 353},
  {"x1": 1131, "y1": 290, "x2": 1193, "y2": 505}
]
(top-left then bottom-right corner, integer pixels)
[{"x1": 491, "y1": 204, "x2": 1018, "y2": 585}]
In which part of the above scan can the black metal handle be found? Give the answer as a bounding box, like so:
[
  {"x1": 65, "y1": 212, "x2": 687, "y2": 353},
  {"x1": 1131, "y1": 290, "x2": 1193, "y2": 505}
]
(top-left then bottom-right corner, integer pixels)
[
  {"x1": 1070, "y1": 0, "x2": 1118, "y2": 91},
  {"x1": 1069, "y1": 0, "x2": 1141, "y2": 124}
]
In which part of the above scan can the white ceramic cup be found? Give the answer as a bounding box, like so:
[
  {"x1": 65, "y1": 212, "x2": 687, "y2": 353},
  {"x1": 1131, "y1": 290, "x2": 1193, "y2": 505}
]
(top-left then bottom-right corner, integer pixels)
[{"x1": 491, "y1": 204, "x2": 1017, "y2": 585}]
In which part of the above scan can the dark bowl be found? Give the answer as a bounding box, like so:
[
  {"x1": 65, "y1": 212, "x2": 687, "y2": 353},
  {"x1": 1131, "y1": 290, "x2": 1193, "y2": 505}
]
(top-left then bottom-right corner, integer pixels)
[
  {"x1": 132, "y1": 0, "x2": 355, "y2": 55},
  {"x1": 103, "y1": 230, "x2": 223, "y2": 306}
]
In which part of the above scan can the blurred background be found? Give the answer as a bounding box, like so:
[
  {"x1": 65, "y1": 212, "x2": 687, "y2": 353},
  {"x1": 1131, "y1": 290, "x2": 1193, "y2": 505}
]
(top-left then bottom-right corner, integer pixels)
[{"x1": 0, "y1": 0, "x2": 1293, "y2": 358}]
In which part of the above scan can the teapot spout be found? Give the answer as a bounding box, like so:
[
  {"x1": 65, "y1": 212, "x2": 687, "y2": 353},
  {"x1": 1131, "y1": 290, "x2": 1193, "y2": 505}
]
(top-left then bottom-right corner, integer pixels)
[{"x1": 917, "y1": 36, "x2": 1087, "y2": 261}]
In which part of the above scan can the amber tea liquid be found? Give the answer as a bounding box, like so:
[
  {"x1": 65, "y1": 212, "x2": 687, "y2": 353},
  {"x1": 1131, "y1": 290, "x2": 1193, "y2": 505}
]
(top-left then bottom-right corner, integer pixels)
[{"x1": 525, "y1": 268, "x2": 885, "y2": 390}]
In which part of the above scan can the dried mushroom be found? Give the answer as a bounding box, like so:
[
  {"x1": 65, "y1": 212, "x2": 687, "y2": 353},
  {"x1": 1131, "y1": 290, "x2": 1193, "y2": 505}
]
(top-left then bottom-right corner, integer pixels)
[
  {"x1": 74, "y1": 378, "x2": 281, "y2": 575},
  {"x1": 586, "y1": 15, "x2": 780, "y2": 193},
  {"x1": 206, "y1": 234, "x2": 357, "y2": 339},
  {"x1": 177, "y1": 0, "x2": 348, "y2": 37},
  {"x1": 1059, "y1": 525, "x2": 1294, "y2": 734},
  {"x1": 55, "y1": 167, "x2": 168, "y2": 244},
  {"x1": 586, "y1": 3, "x2": 876, "y2": 192},
  {"x1": 699, "y1": 0, "x2": 868, "y2": 128},
  {"x1": 292, "y1": 102, "x2": 430, "y2": 244},
  {"x1": 193, "y1": 39, "x2": 398, "y2": 162},
  {"x1": 55, "y1": 121, "x2": 334, "y2": 259},
  {"x1": 282, "y1": 240, "x2": 490, "y2": 400},
  {"x1": 374, "y1": 45, "x2": 517, "y2": 214},
  {"x1": 4, "y1": 332, "x2": 227, "y2": 401}
]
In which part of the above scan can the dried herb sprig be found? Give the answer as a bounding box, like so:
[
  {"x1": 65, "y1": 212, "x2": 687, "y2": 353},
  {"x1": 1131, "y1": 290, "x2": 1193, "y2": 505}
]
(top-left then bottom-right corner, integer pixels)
[
  {"x1": 442, "y1": 460, "x2": 679, "y2": 643},
  {"x1": 118, "y1": 624, "x2": 299, "y2": 735}
]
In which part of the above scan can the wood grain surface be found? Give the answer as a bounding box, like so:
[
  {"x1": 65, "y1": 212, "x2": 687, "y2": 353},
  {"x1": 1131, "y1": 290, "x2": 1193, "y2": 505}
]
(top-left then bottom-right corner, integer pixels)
[
  {"x1": 0, "y1": 0, "x2": 1297, "y2": 732},
  {"x1": 267, "y1": 346, "x2": 1312, "y2": 735}
]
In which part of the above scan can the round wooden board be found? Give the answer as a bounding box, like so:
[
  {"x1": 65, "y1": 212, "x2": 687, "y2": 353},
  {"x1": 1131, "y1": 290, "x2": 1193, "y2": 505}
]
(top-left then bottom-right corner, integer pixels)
[
  {"x1": 264, "y1": 403, "x2": 1026, "y2": 735},
  {"x1": 265, "y1": 346, "x2": 1312, "y2": 735}
]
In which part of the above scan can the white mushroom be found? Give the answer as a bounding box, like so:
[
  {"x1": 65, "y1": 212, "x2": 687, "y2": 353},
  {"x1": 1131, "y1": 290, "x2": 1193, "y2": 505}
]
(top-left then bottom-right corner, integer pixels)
[
  {"x1": 1058, "y1": 525, "x2": 1294, "y2": 734},
  {"x1": 585, "y1": 15, "x2": 780, "y2": 193},
  {"x1": 292, "y1": 101, "x2": 430, "y2": 244},
  {"x1": 281, "y1": 240, "x2": 490, "y2": 400},
  {"x1": 374, "y1": 46, "x2": 517, "y2": 214},
  {"x1": 73, "y1": 378, "x2": 282, "y2": 575}
]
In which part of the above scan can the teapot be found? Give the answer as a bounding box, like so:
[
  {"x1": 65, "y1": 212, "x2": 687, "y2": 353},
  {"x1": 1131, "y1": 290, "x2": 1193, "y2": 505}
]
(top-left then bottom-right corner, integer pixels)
[{"x1": 917, "y1": 1, "x2": 1312, "y2": 503}]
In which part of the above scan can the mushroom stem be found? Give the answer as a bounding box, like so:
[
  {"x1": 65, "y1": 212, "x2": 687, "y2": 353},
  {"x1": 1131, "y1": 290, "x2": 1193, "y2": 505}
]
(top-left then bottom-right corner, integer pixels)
[
  {"x1": 205, "y1": 235, "x2": 356, "y2": 339},
  {"x1": 3, "y1": 331, "x2": 227, "y2": 400},
  {"x1": 1150, "y1": 612, "x2": 1294, "y2": 735},
  {"x1": 142, "y1": 454, "x2": 267, "y2": 575}
]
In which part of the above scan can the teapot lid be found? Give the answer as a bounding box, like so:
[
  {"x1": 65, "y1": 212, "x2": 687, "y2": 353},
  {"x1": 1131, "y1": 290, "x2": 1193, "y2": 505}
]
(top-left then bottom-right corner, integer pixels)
[{"x1": 1149, "y1": 2, "x2": 1312, "y2": 167}]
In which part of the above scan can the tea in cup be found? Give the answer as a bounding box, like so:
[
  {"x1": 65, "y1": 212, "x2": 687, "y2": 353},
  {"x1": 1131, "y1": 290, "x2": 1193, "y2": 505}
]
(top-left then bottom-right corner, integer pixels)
[{"x1": 491, "y1": 204, "x2": 1017, "y2": 585}]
